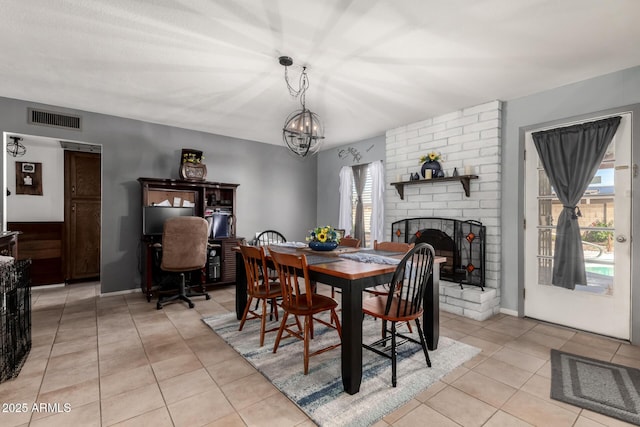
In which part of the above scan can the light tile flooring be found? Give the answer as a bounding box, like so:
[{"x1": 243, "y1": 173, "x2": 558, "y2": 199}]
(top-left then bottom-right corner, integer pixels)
[{"x1": 1, "y1": 282, "x2": 639, "y2": 427}]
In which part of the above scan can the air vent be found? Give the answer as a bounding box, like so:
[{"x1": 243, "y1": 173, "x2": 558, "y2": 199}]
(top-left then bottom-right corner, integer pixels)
[{"x1": 28, "y1": 108, "x2": 81, "y2": 130}]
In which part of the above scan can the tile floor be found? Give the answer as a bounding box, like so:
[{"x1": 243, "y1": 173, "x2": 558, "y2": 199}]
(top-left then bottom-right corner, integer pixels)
[{"x1": 1, "y1": 281, "x2": 639, "y2": 427}]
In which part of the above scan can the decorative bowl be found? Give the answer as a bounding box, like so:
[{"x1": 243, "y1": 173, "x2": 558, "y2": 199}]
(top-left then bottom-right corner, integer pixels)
[{"x1": 309, "y1": 241, "x2": 339, "y2": 251}]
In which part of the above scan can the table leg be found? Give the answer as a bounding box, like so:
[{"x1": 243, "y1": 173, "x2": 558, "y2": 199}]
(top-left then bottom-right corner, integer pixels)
[
  {"x1": 424, "y1": 261, "x2": 440, "y2": 350},
  {"x1": 235, "y1": 251, "x2": 247, "y2": 320},
  {"x1": 341, "y1": 283, "x2": 363, "y2": 394}
]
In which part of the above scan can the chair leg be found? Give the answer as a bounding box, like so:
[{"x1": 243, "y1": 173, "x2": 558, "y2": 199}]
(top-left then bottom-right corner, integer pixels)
[
  {"x1": 414, "y1": 319, "x2": 431, "y2": 367},
  {"x1": 260, "y1": 299, "x2": 268, "y2": 347},
  {"x1": 391, "y1": 321, "x2": 397, "y2": 387},
  {"x1": 269, "y1": 298, "x2": 279, "y2": 321},
  {"x1": 273, "y1": 312, "x2": 289, "y2": 354},
  {"x1": 304, "y1": 315, "x2": 311, "y2": 375},
  {"x1": 238, "y1": 296, "x2": 254, "y2": 331}
]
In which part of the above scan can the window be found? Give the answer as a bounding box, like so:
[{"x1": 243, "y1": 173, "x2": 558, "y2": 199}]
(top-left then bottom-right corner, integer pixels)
[{"x1": 351, "y1": 169, "x2": 372, "y2": 245}]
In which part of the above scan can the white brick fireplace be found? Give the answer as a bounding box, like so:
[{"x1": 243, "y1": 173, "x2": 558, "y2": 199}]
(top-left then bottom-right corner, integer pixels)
[{"x1": 385, "y1": 100, "x2": 502, "y2": 320}]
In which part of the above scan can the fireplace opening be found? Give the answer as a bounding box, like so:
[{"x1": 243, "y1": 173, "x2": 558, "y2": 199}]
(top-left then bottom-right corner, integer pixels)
[
  {"x1": 392, "y1": 217, "x2": 485, "y2": 290},
  {"x1": 411, "y1": 229, "x2": 456, "y2": 277}
]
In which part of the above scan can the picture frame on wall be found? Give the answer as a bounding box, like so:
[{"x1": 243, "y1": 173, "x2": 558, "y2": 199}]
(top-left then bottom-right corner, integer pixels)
[
  {"x1": 16, "y1": 161, "x2": 43, "y2": 195},
  {"x1": 21, "y1": 163, "x2": 35, "y2": 173}
]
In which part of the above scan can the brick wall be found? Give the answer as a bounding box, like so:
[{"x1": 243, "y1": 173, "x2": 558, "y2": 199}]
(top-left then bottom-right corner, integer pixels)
[{"x1": 385, "y1": 100, "x2": 502, "y2": 320}]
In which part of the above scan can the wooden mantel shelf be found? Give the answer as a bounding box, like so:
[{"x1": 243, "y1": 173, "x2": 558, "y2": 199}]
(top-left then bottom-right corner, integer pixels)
[{"x1": 391, "y1": 175, "x2": 479, "y2": 200}]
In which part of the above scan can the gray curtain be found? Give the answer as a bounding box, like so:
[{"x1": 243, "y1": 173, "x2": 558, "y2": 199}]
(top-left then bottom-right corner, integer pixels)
[
  {"x1": 532, "y1": 116, "x2": 621, "y2": 289},
  {"x1": 352, "y1": 164, "x2": 368, "y2": 246}
]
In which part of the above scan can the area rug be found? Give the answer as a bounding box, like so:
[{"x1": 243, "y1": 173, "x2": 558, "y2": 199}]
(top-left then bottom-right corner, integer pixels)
[
  {"x1": 203, "y1": 312, "x2": 480, "y2": 427},
  {"x1": 550, "y1": 349, "x2": 640, "y2": 425}
]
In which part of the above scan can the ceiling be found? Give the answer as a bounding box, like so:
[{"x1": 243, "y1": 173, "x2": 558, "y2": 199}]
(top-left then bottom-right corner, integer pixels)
[{"x1": 1, "y1": 0, "x2": 640, "y2": 150}]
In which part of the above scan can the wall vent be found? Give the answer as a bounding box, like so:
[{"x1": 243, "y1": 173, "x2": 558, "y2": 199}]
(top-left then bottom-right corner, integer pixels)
[{"x1": 27, "y1": 108, "x2": 82, "y2": 131}]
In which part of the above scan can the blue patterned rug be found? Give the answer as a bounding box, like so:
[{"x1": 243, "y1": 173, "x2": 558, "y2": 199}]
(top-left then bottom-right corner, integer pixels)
[
  {"x1": 203, "y1": 312, "x2": 480, "y2": 426},
  {"x1": 551, "y1": 349, "x2": 640, "y2": 425}
]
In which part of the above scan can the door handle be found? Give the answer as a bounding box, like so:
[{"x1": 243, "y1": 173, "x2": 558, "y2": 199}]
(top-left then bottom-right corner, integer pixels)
[{"x1": 616, "y1": 235, "x2": 627, "y2": 243}]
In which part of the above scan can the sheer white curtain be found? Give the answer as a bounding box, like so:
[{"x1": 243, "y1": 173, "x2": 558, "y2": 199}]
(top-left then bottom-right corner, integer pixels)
[
  {"x1": 338, "y1": 166, "x2": 354, "y2": 237},
  {"x1": 369, "y1": 160, "x2": 385, "y2": 245}
]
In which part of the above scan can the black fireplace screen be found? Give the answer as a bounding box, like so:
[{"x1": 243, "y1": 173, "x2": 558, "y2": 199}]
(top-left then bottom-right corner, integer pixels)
[{"x1": 391, "y1": 217, "x2": 485, "y2": 289}]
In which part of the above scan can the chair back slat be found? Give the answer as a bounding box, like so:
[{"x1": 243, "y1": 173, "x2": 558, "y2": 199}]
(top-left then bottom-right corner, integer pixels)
[
  {"x1": 384, "y1": 243, "x2": 435, "y2": 318},
  {"x1": 269, "y1": 248, "x2": 313, "y2": 307}
]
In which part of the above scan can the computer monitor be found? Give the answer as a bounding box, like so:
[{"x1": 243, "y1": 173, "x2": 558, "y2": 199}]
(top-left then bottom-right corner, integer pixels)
[{"x1": 142, "y1": 206, "x2": 195, "y2": 236}]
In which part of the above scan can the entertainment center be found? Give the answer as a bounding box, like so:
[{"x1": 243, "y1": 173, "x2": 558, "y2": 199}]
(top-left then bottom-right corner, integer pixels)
[{"x1": 138, "y1": 177, "x2": 242, "y2": 302}]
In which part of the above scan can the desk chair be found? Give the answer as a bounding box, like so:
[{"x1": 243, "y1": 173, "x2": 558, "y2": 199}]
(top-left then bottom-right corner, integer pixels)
[
  {"x1": 156, "y1": 216, "x2": 210, "y2": 310},
  {"x1": 239, "y1": 245, "x2": 282, "y2": 346},
  {"x1": 362, "y1": 243, "x2": 435, "y2": 387},
  {"x1": 269, "y1": 248, "x2": 342, "y2": 375}
]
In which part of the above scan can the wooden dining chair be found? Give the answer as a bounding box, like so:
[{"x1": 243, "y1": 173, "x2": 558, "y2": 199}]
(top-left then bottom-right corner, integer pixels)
[
  {"x1": 339, "y1": 237, "x2": 361, "y2": 248},
  {"x1": 330, "y1": 236, "x2": 361, "y2": 298},
  {"x1": 254, "y1": 230, "x2": 286, "y2": 283},
  {"x1": 269, "y1": 248, "x2": 342, "y2": 375},
  {"x1": 255, "y1": 230, "x2": 286, "y2": 246},
  {"x1": 362, "y1": 242, "x2": 435, "y2": 387},
  {"x1": 238, "y1": 245, "x2": 282, "y2": 346},
  {"x1": 365, "y1": 240, "x2": 415, "y2": 332}
]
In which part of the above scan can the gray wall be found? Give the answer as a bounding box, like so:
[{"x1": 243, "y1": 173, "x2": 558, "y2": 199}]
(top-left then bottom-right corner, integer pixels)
[
  {"x1": 316, "y1": 134, "x2": 386, "y2": 227},
  {"x1": 501, "y1": 65, "x2": 640, "y2": 340},
  {"x1": 0, "y1": 96, "x2": 317, "y2": 294}
]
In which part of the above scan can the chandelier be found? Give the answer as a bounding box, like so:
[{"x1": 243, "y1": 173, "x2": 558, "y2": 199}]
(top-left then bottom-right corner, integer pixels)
[
  {"x1": 6, "y1": 136, "x2": 26, "y2": 157},
  {"x1": 279, "y1": 56, "x2": 324, "y2": 158}
]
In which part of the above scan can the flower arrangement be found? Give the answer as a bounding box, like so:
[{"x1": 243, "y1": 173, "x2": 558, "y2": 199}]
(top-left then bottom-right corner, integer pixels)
[
  {"x1": 307, "y1": 225, "x2": 340, "y2": 244},
  {"x1": 182, "y1": 152, "x2": 204, "y2": 163},
  {"x1": 419, "y1": 151, "x2": 441, "y2": 164}
]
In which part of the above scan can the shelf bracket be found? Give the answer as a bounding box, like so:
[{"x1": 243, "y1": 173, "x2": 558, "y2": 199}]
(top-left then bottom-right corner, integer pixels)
[
  {"x1": 392, "y1": 183, "x2": 405, "y2": 200},
  {"x1": 460, "y1": 177, "x2": 471, "y2": 197}
]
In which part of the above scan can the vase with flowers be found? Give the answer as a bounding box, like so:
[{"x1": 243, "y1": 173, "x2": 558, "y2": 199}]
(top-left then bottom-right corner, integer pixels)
[
  {"x1": 306, "y1": 225, "x2": 340, "y2": 251},
  {"x1": 179, "y1": 148, "x2": 207, "y2": 181},
  {"x1": 420, "y1": 151, "x2": 443, "y2": 178}
]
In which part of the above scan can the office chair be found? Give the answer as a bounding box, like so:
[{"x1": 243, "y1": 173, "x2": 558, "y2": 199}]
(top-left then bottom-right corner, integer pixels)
[{"x1": 156, "y1": 216, "x2": 210, "y2": 310}]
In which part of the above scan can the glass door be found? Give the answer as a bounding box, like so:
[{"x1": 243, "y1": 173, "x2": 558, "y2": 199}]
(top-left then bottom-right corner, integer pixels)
[{"x1": 524, "y1": 113, "x2": 632, "y2": 339}]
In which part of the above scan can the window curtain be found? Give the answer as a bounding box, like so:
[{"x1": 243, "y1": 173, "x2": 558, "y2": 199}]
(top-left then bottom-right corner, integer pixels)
[
  {"x1": 351, "y1": 164, "x2": 368, "y2": 245},
  {"x1": 338, "y1": 166, "x2": 354, "y2": 237},
  {"x1": 369, "y1": 160, "x2": 385, "y2": 246},
  {"x1": 532, "y1": 116, "x2": 621, "y2": 289}
]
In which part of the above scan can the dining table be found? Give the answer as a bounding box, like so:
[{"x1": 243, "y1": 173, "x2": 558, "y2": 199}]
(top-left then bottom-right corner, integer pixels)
[{"x1": 234, "y1": 244, "x2": 445, "y2": 395}]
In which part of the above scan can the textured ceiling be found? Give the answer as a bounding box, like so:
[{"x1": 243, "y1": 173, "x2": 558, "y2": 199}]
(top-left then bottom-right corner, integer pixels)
[{"x1": 1, "y1": 0, "x2": 640, "y2": 150}]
